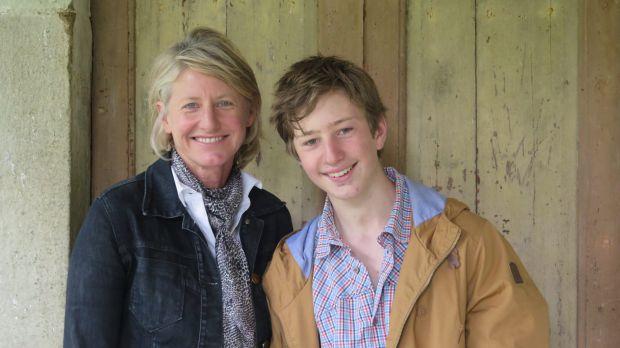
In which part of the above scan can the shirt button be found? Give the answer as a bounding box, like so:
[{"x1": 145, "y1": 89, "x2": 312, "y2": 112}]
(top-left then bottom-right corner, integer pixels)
[{"x1": 354, "y1": 267, "x2": 360, "y2": 274}]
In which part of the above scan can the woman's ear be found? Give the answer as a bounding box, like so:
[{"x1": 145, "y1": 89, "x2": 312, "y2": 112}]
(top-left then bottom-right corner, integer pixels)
[
  {"x1": 157, "y1": 101, "x2": 171, "y2": 133},
  {"x1": 246, "y1": 105, "x2": 256, "y2": 127}
]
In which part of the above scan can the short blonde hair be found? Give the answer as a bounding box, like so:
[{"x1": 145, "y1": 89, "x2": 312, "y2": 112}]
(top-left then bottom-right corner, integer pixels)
[{"x1": 149, "y1": 27, "x2": 261, "y2": 168}]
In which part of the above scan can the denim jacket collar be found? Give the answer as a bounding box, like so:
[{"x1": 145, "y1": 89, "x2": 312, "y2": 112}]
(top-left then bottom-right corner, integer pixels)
[{"x1": 142, "y1": 159, "x2": 186, "y2": 218}]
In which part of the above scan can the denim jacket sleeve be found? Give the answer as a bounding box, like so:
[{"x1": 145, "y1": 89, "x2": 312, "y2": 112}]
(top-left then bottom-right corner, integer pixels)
[{"x1": 64, "y1": 197, "x2": 127, "y2": 348}]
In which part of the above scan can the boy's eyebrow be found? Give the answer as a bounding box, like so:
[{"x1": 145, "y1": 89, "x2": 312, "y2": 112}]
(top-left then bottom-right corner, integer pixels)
[{"x1": 295, "y1": 116, "x2": 354, "y2": 137}]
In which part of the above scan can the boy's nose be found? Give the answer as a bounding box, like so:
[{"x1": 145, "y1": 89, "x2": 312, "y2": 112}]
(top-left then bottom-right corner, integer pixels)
[{"x1": 324, "y1": 137, "x2": 344, "y2": 165}]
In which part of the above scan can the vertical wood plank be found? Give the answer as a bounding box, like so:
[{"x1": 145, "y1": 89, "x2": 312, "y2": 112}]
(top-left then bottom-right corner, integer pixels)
[
  {"x1": 91, "y1": 0, "x2": 135, "y2": 197},
  {"x1": 364, "y1": 0, "x2": 407, "y2": 171},
  {"x1": 317, "y1": 0, "x2": 364, "y2": 66},
  {"x1": 226, "y1": 0, "x2": 319, "y2": 229},
  {"x1": 406, "y1": 0, "x2": 477, "y2": 207},
  {"x1": 578, "y1": 1, "x2": 620, "y2": 346},
  {"x1": 476, "y1": 1, "x2": 578, "y2": 346}
]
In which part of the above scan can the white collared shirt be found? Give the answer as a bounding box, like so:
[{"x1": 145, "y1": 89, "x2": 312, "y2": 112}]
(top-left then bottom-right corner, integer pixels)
[{"x1": 171, "y1": 168, "x2": 262, "y2": 257}]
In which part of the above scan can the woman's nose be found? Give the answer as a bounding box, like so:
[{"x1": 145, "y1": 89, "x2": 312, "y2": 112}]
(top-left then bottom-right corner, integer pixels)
[{"x1": 199, "y1": 105, "x2": 220, "y2": 131}]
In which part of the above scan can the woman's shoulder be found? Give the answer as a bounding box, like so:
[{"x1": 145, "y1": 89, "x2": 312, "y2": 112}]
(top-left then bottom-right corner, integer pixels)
[
  {"x1": 248, "y1": 186, "x2": 287, "y2": 215},
  {"x1": 96, "y1": 171, "x2": 146, "y2": 204}
]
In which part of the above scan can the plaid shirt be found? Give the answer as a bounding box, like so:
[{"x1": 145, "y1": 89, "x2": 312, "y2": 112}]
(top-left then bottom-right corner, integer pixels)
[{"x1": 312, "y1": 167, "x2": 413, "y2": 347}]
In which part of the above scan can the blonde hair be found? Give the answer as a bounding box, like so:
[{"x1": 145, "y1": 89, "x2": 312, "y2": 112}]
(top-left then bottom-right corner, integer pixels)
[{"x1": 149, "y1": 27, "x2": 261, "y2": 168}]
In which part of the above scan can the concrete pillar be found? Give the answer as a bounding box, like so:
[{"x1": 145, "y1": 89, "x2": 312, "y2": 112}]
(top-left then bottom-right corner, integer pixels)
[{"x1": 0, "y1": 0, "x2": 90, "y2": 345}]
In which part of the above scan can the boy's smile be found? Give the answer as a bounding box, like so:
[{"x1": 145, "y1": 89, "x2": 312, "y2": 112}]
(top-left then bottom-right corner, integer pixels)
[{"x1": 293, "y1": 90, "x2": 387, "y2": 204}]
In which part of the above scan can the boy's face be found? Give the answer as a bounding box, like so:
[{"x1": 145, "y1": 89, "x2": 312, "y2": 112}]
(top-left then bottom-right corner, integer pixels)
[{"x1": 293, "y1": 90, "x2": 387, "y2": 204}]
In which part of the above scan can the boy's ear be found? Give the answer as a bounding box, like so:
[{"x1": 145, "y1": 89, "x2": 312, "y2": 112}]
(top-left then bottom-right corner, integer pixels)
[{"x1": 374, "y1": 116, "x2": 388, "y2": 151}]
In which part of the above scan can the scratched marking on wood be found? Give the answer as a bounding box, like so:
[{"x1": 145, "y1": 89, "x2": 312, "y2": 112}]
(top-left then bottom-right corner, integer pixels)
[
  {"x1": 406, "y1": 0, "x2": 477, "y2": 207},
  {"x1": 476, "y1": 2, "x2": 577, "y2": 346}
]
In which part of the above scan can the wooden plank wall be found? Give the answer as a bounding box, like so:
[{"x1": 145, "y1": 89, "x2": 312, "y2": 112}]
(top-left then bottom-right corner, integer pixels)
[
  {"x1": 477, "y1": 2, "x2": 578, "y2": 347},
  {"x1": 577, "y1": 1, "x2": 620, "y2": 346},
  {"x1": 406, "y1": 0, "x2": 477, "y2": 207},
  {"x1": 91, "y1": 1, "x2": 620, "y2": 346},
  {"x1": 408, "y1": 1, "x2": 579, "y2": 346},
  {"x1": 91, "y1": 0, "x2": 135, "y2": 197}
]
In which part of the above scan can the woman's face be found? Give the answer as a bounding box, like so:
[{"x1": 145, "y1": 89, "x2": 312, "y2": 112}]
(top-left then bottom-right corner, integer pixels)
[{"x1": 160, "y1": 69, "x2": 254, "y2": 180}]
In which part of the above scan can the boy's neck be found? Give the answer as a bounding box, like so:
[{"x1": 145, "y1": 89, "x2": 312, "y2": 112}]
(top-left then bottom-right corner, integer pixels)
[{"x1": 329, "y1": 170, "x2": 396, "y2": 241}]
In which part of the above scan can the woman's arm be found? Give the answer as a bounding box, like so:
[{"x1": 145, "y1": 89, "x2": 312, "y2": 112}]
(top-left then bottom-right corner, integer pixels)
[{"x1": 63, "y1": 198, "x2": 127, "y2": 348}]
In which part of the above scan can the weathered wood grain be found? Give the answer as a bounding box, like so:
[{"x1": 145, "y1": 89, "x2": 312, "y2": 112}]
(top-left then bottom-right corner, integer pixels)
[
  {"x1": 406, "y1": 0, "x2": 477, "y2": 207},
  {"x1": 476, "y1": 1, "x2": 578, "y2": 346},
  {"x1": 91, "y1": 0, "x2": 135, "y2": 197},
  {"x1": 364, "y1": 0, "x2": 407, "y2": 171},
  {"x1": 317, "y1": 0, "x2": 364, "y2": 66},
  {"x1": 577, "y1": 1, "x2": 620, "y2": 346}
]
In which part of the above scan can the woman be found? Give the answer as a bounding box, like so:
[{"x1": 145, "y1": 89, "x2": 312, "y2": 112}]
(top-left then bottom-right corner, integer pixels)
[{"x1": 64, "y1": 28, "x2": 292, "y2": 347}]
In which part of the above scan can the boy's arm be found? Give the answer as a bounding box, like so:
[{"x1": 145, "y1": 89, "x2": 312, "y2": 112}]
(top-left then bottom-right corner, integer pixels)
[{"x1": 463, "y1": 217, "x2": 549, "y2": 347}]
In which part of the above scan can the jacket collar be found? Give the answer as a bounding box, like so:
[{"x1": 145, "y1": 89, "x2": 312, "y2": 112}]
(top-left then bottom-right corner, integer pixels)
[
  {"x1": 142, "y1": 159, "x2": 185, "y2": 218},
  {"x1": 386, "y1": 200, "x2": 465, "y2": 347}
]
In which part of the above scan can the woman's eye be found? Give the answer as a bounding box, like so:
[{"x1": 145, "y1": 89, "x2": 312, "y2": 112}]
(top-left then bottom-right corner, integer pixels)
[
  {"x1": 216, "y1": 100, "x2": 234, "y2": 108},
  {"x1": 182, "y1": 102, "x2": 199, "y2": 110}
]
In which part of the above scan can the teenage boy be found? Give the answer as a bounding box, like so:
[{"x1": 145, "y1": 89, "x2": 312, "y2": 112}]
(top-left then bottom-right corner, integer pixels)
[{"x1": 264, "y1": 56, "x2": 549, "y2": 347}]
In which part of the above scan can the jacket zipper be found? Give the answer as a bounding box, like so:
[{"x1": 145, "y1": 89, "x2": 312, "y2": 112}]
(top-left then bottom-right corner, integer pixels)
[{"x1": 390, "y1": 234, "x2": 461, "y2": 348}]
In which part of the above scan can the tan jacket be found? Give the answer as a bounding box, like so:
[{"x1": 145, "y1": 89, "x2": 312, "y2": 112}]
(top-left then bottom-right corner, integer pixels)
[{"x1": 264, "y1": 195, "x2": 549, "y2": 347}]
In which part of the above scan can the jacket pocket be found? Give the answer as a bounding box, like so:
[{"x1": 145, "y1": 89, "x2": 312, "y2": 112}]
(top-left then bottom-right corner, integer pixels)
[{"x1": 129, "y1": 256, "x2": 186, "y2": 331}]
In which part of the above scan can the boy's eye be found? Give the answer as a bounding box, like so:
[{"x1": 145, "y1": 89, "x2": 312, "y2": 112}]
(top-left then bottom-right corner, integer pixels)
[
  {"x1": 337, "y1": 127, "x2": 353, "y2": 136},
  {"x1": 302, "y1": 138, "x2": 318, "y2": 147}
]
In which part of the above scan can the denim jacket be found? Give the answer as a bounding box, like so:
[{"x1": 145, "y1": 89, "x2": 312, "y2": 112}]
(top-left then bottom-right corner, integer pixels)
[{"x1": 64, "y1": 159, "x2": 293, "y2": 347}]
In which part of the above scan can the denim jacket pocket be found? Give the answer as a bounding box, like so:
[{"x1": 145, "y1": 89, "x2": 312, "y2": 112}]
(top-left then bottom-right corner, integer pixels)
[{"x1": 129, "y1": 256, "x2": 186, "y2": 332}]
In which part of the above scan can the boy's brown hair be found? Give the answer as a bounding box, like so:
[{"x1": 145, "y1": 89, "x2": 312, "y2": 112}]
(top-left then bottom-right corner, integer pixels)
[{"x1": 270, "y1": 56, "x2": 386, "y2": 158}]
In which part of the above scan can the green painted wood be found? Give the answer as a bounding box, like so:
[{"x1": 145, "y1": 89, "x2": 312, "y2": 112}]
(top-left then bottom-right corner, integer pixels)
[
  {"x1": 406, "y1": 0, "x2": 477, "y2": 207},
  {"x1": 318, "y1": 0, "x2": 364, "y2": 66},
  {"x1": 226, "y1": 0, "x2": 318, "y2": 229},
  {"x1": 476, "y1": 1, "x2": 578, "y2": 346}
]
